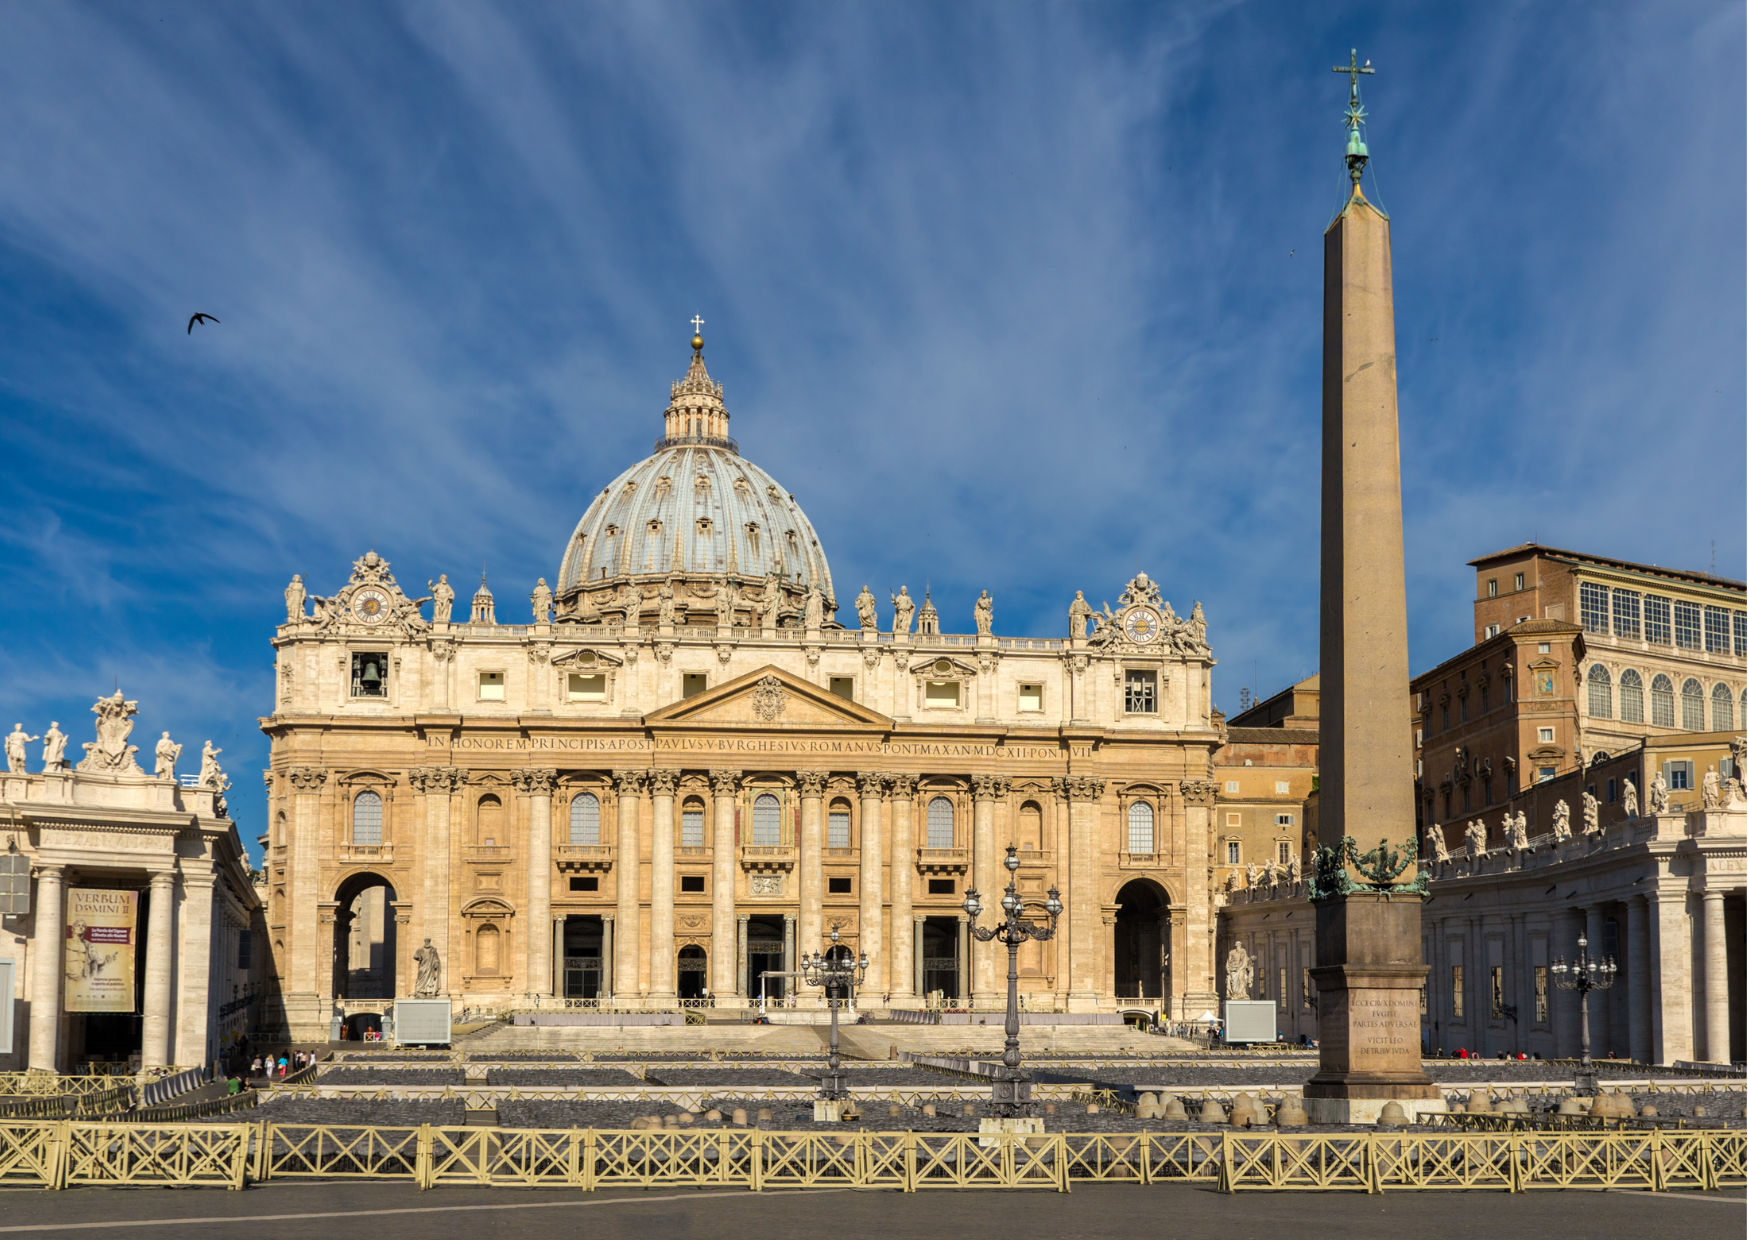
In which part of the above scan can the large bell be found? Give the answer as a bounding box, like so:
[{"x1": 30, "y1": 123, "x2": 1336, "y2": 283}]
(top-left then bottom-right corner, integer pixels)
[{"x1": 361, "y1": 661, "x2": 381, "y2": 685}]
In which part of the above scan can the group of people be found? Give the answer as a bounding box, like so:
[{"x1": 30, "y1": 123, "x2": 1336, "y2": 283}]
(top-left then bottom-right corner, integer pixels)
[{"x1": 248, "y1": 1049, "x2": 320, "y2": 1080}]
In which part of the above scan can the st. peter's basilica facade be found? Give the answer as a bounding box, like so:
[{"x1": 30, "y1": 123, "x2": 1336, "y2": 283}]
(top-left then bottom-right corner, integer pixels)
[{"x1": 260, "y1": 335, "x2": 1224, "y2": 1039}]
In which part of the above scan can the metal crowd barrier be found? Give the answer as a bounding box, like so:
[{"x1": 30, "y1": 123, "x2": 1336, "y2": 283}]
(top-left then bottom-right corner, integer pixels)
[{"x1": 0, "y1": 1121, "x2": 1735, "y2": 1193}]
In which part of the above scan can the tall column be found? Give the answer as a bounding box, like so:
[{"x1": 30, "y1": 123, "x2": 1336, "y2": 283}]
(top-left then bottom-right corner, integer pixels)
[
  {"x1": 1305, "y1": 87, "x2": 1439, "y2": 1121},
  {"x1": 1583, "y1": 905, "x2": 1607, "y2": 1057},
  {"x1": 28, "y1": 865, "x2": 64, "y2": 1073},
  {"x1": 956, "y1": 915, "x2": 970, "y2": 1004},
  {"x1": 888, "y1": 776, "x2": 917, "y2": 1002},
  {"x1": 857, "y1": 772, "x2": 886, "y2": 999},
  {"x1": 736, "y1": 914, "x2": 750, "y2": 1000},
  {"x1": 648, "y1": 770, "x2": 679, "y2": 1004},
  {"x1": 600, "y1": 915, "x2": 614, "y2": 1002},
  {"x1": 1179, "y1": 780, "x2": 1217, "y2": 1015},
  {"x1": 1051, "y1": 781, "x2": 1074, "y2": 1011},
  {"x1": 1065, "y1": 777, "x2": 1105, "y2": 1012},
  {"x1": 611, "y1": 771, "x2": 645, "y2": 1002},
  {"x1": 287, "y1": 767, "x2": 327, "y2": 1032},
  {"x1": 521, "y1": 769, "x2": 556, "y2": 997},
  {"x1": 970, "y1": 775, "x2": 1005, "y2": 1004},
  {"x1": 141, "y1": 870, "x2": 177, "y2": 1068},
  {"x1": 1627, "y1": 896, "x2": 1651, "y2": 1064},
  {"x1": 710, "y1": 771, "x2": 741, "y2": 1000},
  {"x1": 551, "y1": 917, "x2": 564, "y2": 995},
  {"x1": 913, "y1": 915, "x2": 926, "y2": 998},
  {"x1": 175, "y1": 875, "x2": 215, "y2": 1069},
  {"x1": 797, "y1": 771, "x2": 828, "y2": 961},
  {"x1": 782, "y1": 914, "x2": 796, "y2": 996},
  {"x1": 1647, "y1": 888, "x2": 1693, "y2": 1064},
  {"x1": 1701, "y1": 889, "x2": 1730, "y2": 1063}
]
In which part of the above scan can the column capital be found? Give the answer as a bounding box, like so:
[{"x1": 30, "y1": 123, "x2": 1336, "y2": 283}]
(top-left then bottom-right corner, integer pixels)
[
  {"x1": 513, "y1": 768, "x2": 558, "y2": 795},
  {"x1": 647, "y1": 769, "x2": 680, "y2": 796},
  {"x1": 737, "y1": 912, "x2": 750, "y2": 923},
  {"x1": 1055, "y1": 775, "x2": 1106, "y2": 802},
  {"x1": 30, "y1": 863, "x2": 64, "y2": 881},
  {"x1": 409, "y1": 766, "x2": 465, "y2": 793},
  {"x1": 797, "y1": 770, "x2": 829, "y2": 797},
  {"x1": 888, "y1": 774, "x2": 919, "y2": 798},
  {"x1": 709, "y1": 769, "x2": 742, "y2": 795},
  {"x1": 287, "y1": 766, "x2": 327, "y2": 791},
  {"x1": 147, "y1": 870, "x2": 177, "y2": 890},
  {"x1": 856, "y1": 771, "x2": 885, "y2": 798},
  {"x1": 612, "y1": 769, "x2": 648, "y2": 796},
  {"x1": 971, "y1": 774, "x2": 1010, "y2": 802},
  {"x1": 1179, "y1": 779, "x2": 1217, "y2": 806}
]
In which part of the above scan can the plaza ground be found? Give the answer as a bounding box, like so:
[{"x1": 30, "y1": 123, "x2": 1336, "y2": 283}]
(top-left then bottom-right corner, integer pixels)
[{"x1": 0, "y1": 1180, "x2": 1739, "y2": 1238}]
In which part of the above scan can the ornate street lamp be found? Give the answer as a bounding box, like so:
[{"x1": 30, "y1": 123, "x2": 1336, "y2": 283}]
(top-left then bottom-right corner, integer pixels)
[
  {"x1": 963, "y1": 843, "x2": 1062, "y2": 1117},
  {"x1": 799, "y1": 924, "x2": 868, "y2": 1100},
  {"x1": 1551, "y1": 933, "x2": 1617, "y2": 1084}
]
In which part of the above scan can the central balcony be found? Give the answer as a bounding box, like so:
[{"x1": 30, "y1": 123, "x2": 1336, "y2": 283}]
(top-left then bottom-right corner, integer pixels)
[
  {"x1": 915, "y1": 847, "x2": 970, "y2": 874},
  {"x1": 463, "y1": 845, "x2": 513, "y2": 864},
  {"x1": 739, "y1": 844, "x2": 796, "y2": 872},
  {"x1": 555, "y1": 845, "x2": 615, "y2": 872}
]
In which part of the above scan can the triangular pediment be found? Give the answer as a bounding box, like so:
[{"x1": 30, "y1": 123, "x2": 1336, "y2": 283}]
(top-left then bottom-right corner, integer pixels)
[{"x1": 645, "y1": 665, "x2": 892, "y2": 730}]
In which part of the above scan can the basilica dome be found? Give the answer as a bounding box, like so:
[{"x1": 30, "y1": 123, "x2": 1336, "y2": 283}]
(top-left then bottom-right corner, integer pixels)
[{"x1": 553, "y1": 339, "x2": 836, "y2": 625}]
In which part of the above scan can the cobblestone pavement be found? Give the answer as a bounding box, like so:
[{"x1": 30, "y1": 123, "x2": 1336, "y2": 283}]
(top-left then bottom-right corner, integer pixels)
[{"x1": 0, "y1": 1179, "x2": 1738, "y2": 1239}]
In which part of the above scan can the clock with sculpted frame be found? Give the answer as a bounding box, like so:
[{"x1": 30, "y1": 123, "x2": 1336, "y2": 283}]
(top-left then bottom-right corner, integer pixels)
[
  {"x1": 352, "y1": 587, "x2": 392, "y2": 624},
  {"x1": 1123, "y1": 607, "x2": 1162, "y2": 645}
]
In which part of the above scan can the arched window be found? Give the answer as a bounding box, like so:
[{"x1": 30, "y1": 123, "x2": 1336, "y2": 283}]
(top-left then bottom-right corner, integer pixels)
[
  {"x1": 1127, "y1": 801, "x2": 1155, "y2": 854},
  {"x1": 476, "y1": 793, "x2": 504, "y2": 846},
  {"x1": 1586, "y1": 665, "x2": 1612, "y2": 719},
  {"x1": 1651, "y1": 674, "x2": 1675, "y2": 727},
  {"x1": 1618, "y1": 670, "x2": 1644, "y2": 724},
  {"x1": 569, "y1": 792, "x2": 600, "y2": 846},
  {"x1": 752, "y1": 793, "x2": 781, "y2": 846},
  {"x1": 827, "y1": 799, "x2": 852, "y2": 850},
  {"x1": 475, "y1": 924, "x2": 501, "y2": 974},
  {"x1": 1712, "y1": 683, "x2": 1734, "y2": 732},
  {"x1": 1681, "y1": 678, "x2": 1705, "y2": 731},
  {"x1": 926, "y1": 796, "x2": 955, "y2": 848},
  {"x1": 351, "y1": 791, "x2": 383, "y2": 846},
  {"x1": 681, "y1": 797, "x2": 706, "y2": 848}
]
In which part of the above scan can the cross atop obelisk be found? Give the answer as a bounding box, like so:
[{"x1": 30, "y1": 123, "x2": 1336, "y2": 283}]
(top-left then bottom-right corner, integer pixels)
[
  {"x1": 1332, "y1": 50, "x2": 1374, "y2": 184},
  {"x1": 1303, "y1": 51, "x2": 1442, "y2": 1125}
]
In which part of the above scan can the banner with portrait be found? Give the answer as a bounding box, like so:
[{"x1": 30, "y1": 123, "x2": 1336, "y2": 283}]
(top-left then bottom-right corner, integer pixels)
[{"x1": 64, "y1": 888, "x2": 138, "y2": 1013}]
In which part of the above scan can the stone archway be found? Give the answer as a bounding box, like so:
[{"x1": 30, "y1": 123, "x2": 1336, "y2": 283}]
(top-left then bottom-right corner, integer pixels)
[
  {"x1": 1113, "y1": 878, "x2": 1169, "y2": 1001},
  {"x1": 333, "y1": 872, "x2": 398, "y2": 1000}
]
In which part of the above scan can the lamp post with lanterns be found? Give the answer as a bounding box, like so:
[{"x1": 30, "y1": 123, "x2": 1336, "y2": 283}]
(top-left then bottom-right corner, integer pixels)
[
  {"x1": 799, "y1": 924, "x2": 867, "y2": 1100},
  {"x1": 1551, "y1": 932, "x2": 1616, "y2": 1083},
  {"x1": 963, "y1": 843, "x2": 1063, "y2": 1117}
]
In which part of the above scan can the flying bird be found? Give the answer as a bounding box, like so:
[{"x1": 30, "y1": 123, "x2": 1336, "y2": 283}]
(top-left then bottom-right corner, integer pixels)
[
  {"x1": 187, "y1": 312, "x2": 219, "y2": 334},
  {"x1": 1289, "y1": 249, "x2": 1296, "y2": 257}
]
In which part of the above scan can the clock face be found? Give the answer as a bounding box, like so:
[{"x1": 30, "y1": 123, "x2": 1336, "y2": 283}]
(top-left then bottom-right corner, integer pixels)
[
  {"x1": 1124, "y1": 607, "x2": 1161, "y2": 644},
  {"x1": 352, "y1": 588, "x2": 391, "y2": 624}
]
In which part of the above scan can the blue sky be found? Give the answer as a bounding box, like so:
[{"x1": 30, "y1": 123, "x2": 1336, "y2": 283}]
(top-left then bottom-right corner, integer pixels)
[{"x1": 0, "y1": 2, "x2": 1741, "y2": 862}]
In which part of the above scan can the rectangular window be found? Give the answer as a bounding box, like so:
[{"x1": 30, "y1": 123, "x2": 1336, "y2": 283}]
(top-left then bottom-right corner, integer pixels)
[
  {"x1": 1304, "y1": 968, "x2": 1314, "y2": 1009},
  {"x1": 1538, "y1": 727, "x2": 1554, "y2": 743},
  {"x1": 351, "y1": 652, "x2": 388, "y2": 698},
  {"x1": 1124, "y1": 670, "x2": 1157, "y2": 713},
  {"x1": 1534, "y1": 967, "x2": 1548, "y2": 1022},
  {"x1": 1664, "y1": 760, "x2": 1693, "y2": 791},
  {"x1": 1277, "y1": 841, "x2": 1291, "y2": 863},
  {"x1": 1605, "y1": 777, "x2": 1616, "y2": 803},
  {"x1": 924, "y1": 680, "x2": 960, "y2": 708},
  {"x1": 1538, "y1": 767, "x2": 1556, "y2": 784},
  {"x1": 238, "y1": 930, "x2": 252, "y2": 971},
  {"x1": 1612, "y1": 589, "x2": 1641, "y2": 639},
  {"x1": 1644, "y1": 596, "x2": 1672, "y2": 644},
  {"x1": 1735, "y1": 611, "x2": 1747, "y2": 657},
  {"x1": 1515, "y1": 572, "x2": 1525, "y2": 591},
  {"x1": 1441, "y1": 705, "x2": 1450, "y2": 730},
  {"x1": 568, "y1": 672, "x2": 607, "y2": 702},
  {"x1": 1224, "y1": 782, "x2": 1240, "y2": 794},
  {"x1": 1460, "y1": 695, "x2": 1469, "y2": 723},
  {"x1": 828, "y1": 811, "x2": 850, "y2": 850},
  {"x1": 1674, "y1": 600, "x2": 1702, "y2": 649},
  {"x1": 1274, "y1": 781, "x2": 1290, "y2": 795},
  {"x1": 477, "y1": 671, "x2": 505, "y2": 701},
  {"x1": 680, "y1": 874, "x2": 705, "y2": 893},
  {"x1": 829, "y1": 676, "x2": 855, "y2": 701},
  {"x1": 1483, "y1": 623, "x2": 1501, "y2": 639},
  {"x1": 1703, "y1": 606, "x2": 1730, "y2": 653},
  {"x1": 681, "y1": 809, "x2": 704, "y2": 848},
  {"x1": 1226, "y1": 841, "x2": 1241, "y2": 865},
  {"x1": 682, "y1": 673, "x2": 708, "y2": 698},
  {"x1": 1275, "y1": 813, "x2": 1294, "y2": 827},
  {"x1": 827, "y1": 876, "x2": 852, "y2": 894},
  {"x1": 1018, "y1": 683, "x2": 1043, "y2": 712},
  {"x1": 1490, "y1": 966, "x2": 1504, "y2": 1019},
  {"x1": 1579, "y1": 582, "x2": 1609, "y2": 635},
  {"x1": 927, "y1": 878, "x2": 955, "y2": 895},
  {"x1": 1451, "y1": 966, "x2": 1464, "y2": 1019},
  {"x1": 1481, "y1": 685, "x2": 1490, "y2": 713},
  {"x1": 1487, "y1": 579, "x2": 1498, "y2": 598},
  {"x1": 569, "y1": 876, "x2": 599, "y2": 892}
]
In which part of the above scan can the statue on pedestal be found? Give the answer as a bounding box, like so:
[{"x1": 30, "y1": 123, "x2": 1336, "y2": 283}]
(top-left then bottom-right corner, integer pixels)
[
  {"x1": 530, "y1": 578, "x2": 553, "y2": 623},
  {"x1": 1581, "y1": 790, "x2": 1600, "y2": 836},
  {"x1": 413, "y1": 938, "x2": 443, "y2": 997},
  {"x1": 891, "y1": 586, "x2": 914, "y2": 636},
  {"x1": 1702, "y1": 768, "x2": 1722, "y2": 810},
  {"x1": 5, "y1": 725, "x2": 37, "y2": 774},
  {"x1": 1551, "y1": 799, "x2": 1571, "y2": 843},
  {"x1": 854, "y1": 585, "x2": 878, "y2": 631},
  {"x1": 154, "y1": 732, "x2": 182, "y2": 780},
  {"x1": 1425, "y1": 822, "x2": 1450, "y2": 865},
  {"x1": 1621, "y1": 777, "x2": 1639, "y2": 819},
  {"x1": 974, "y1": 590, "x2": 994, "y2": 636},
  {"x1": 1224, "y1": 942, "x2": 1253, "y2": 1001},
  {"x1": 804, "y1": 586, "x2": 824, "y2": 630},
  {"x1": 284, "y1": 574, "x2": 306, "y2": 623},
  {"x1": 1649, "y1": 772, "x2": 1669, "y2": 814},
  {"x1": 428, "y1": 575, "x2": 455, "y2": 624},
  {"x1": 41, "y1": 723, "x2": 67, "y2": 772},
  {"x1": 1068, "y1": 591, "x2": 1092, "y2": 639}
]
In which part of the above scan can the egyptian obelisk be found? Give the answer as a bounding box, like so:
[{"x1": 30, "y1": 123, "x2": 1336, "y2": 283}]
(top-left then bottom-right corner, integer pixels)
[{"x1": 1302, "y1": 52, "x2": 1442, "y2": 1124}]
